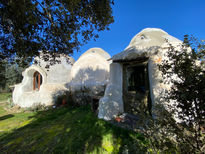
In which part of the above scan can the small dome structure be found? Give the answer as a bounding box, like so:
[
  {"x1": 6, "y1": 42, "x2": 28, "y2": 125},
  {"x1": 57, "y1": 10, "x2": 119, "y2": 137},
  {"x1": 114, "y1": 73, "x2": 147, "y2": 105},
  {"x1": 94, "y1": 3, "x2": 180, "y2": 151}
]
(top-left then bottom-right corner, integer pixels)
[
  {"x1": 13, "y1": 53, "x2": 74, "y2": 108},
  {"x1": 70, "y1": 48, "x2": 111, "y2": 93}
]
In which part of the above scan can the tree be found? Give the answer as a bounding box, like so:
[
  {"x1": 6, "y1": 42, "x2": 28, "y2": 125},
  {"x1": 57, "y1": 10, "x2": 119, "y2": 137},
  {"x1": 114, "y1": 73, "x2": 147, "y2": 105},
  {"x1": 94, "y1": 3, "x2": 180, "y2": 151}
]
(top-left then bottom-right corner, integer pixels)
[
  {"x1": 0, "y1": 59, "x2": 25, "y2": 92},
  {"x1": 158, "y1": 35, "x2": 205, "y2": 153},
  {"x1": 0, "y1": 0, "x2": 114, "y2": 65},
  {"x1": 0, "y1": 60, "x2": 6, "y2": 91}
]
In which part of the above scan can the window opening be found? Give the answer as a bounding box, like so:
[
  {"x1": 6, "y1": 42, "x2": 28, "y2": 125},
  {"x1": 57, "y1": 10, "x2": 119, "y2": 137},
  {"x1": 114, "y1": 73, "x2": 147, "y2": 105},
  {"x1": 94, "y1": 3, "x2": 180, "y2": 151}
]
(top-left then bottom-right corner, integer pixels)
[{"x1": 33, "y1": 71, "x2": 42, "y2": 91}]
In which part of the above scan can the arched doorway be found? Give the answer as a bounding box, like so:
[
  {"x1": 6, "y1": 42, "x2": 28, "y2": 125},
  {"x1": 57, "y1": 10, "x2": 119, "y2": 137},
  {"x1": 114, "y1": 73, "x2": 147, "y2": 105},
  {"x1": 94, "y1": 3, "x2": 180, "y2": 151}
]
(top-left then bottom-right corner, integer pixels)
[{"x1": 33, "y1": 71, "x2": 42, "y2": 91}]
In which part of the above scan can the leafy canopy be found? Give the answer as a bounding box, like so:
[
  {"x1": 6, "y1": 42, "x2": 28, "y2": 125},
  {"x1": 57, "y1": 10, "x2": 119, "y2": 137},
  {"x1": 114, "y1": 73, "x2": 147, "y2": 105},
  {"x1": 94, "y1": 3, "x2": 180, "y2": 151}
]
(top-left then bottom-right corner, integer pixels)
[
  {"x1": 159, "y1": 36, "x2": 205, "y2": 153},
  {"x1": 0, "y1": 0, "x2": 114, "y2": 64}
]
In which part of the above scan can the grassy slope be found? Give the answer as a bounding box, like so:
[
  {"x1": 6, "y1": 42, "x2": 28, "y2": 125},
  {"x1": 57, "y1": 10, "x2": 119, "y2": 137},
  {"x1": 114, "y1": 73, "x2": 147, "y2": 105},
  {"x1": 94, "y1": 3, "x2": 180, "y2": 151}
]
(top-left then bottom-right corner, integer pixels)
[
  {"x1": 0, "y1": 93, "x2": 149, "y2": 153},
  {"x1": 0, "y1": 93, "x2": 36, "y2": 133},
  {"x1": 0, "y1": 93, "x2": 11, "y2": 102}
]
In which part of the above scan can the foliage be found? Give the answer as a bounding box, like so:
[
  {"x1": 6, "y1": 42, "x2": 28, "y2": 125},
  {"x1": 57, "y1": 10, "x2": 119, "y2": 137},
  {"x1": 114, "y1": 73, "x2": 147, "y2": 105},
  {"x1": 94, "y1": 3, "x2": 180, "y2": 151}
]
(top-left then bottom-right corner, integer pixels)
[
  {"x1": 158, "y1": 35, "x2": 205, "y2": 153},
  {"x1": 0, "y1": 59, "x2": 25, "y2": 92},
  {"x1": 54, "y1": 91, "x2": 74, "y2": 107},
  {"x1": 69, "y1": 86, "x2": 104, "y2": 113},
  {"x1": 0, "y1": 102, "x2": 149, "y2": 153},
  {"x1": 0, "y1": 92, "x2": 11, "y2": 102},
  {"x1": 71, "y1": 87, "x2": 92, "y2": 106},
  {"x1": 0, "y1": 0, "x2": 114, "y2": 65},
  {"x1": 25, "y1": 103, "x2": 48, "y2": 112},
  {"x1": 136, "y1": 104, "x2": 182, "y2": 153}
]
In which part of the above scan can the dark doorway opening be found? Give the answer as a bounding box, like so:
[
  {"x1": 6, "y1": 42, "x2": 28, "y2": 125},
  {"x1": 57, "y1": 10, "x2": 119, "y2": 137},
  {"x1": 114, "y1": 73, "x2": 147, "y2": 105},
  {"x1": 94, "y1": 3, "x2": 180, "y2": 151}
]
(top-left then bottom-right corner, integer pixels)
[
  {"x1": 33, "y1": 71, "x2": 42, "y2": 91},
  {"x1": 123, "y1": 61, "x2": 151, "y2": 116}
]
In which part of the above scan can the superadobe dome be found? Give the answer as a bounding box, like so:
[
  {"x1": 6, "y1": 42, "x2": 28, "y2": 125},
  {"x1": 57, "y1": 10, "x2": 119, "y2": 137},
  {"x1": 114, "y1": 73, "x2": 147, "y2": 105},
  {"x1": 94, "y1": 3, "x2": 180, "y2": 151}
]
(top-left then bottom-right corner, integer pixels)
[
  {"x1": 79, "y1": 47, "x2": 111, "y2": 60},
  {"x1": 112, "y1": 28, "x2": 182, "y2": 61},
  {"x1": 70, "y1": 48, "x2": 111, "y2": 88}
]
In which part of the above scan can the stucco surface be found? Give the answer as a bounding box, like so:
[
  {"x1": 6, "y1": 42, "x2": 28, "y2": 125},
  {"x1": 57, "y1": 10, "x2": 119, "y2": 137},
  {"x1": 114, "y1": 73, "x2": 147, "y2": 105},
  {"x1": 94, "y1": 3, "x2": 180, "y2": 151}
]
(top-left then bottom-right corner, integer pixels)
[
  {"x1": 112, "y1": 28, "x2": 181, "y2": 61},
  {"x1": 34, "y1": 53, "x2": 75, "y2": 83},
  {"x1": 13, "y1": 28, "x2": 184, "y2": 118},
  {"x1": 69, "y1": 48, "x2": 111, "y2": 94},
  {"x1": 98, "y1": 63, "x2": 123, "y2": 120},
  {"x1": 13, "y1": 54, "x2": 74, "y2": 107},
  {"x1": 98, "y1": 28, "x2": 182, "y2": 120},
  {"x1": 14, "y1": 84, "x2": 68, "y2": 107},
  {"x1": 13, "y1": 48, "x2": 111, "y2": 108},
  {"x1": 79, "y1": 47, "x2": 111, "y2": 60}
]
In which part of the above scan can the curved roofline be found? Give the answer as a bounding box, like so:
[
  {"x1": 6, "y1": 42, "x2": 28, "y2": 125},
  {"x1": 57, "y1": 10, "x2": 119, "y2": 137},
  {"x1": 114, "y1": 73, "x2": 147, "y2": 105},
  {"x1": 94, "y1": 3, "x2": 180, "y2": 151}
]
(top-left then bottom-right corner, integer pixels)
[
  {"x1": 138, "y1": 28, "x2": 168, "y2": 34},
  {"x1": 127, "y1": 28, "x2": 181, "y2": 49},
  {"x1": 79, "y1": 47, "x2": 111, "y2": 60},
  {"x1": 112, "y1": 28, "x2": 182, "y2": 61},
  {"x1": 25, "y1": 65, "x2": 47, "y2": 84}
]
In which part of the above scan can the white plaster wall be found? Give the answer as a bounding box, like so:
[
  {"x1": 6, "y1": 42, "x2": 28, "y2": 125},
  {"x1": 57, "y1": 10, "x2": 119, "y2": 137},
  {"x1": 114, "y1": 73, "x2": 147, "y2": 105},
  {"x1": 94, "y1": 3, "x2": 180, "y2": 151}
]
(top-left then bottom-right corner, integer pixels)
[
  {"x1": 46, "y1": 58, "x2": 73, "y2": 83},
  {"x1": 13, "y1": 54, "x2": 73, "y2": 108},
  {"x1": 13, "y1": 49, "x2": 110, "y2": 108},
  {"x1": 13, "y1": 65, "x2": 47, "y2": 105},
  {"x1": 147, "y1": 51, "x2": 168, "y2": 117},
  {"x1": 34, "y1": 54, "x2": 74, "y2": 84},
  {"x1": 98, "y1": 28, "x2": 183, "y2": 120},
  {"x1": 112, "y1": 28, "x2": 181, "y2": 62},
  {"x1": 69, "y1": 48, "x2": 111, "y2": 94},
  {"x1": 15, "y1": 84, "x2": 68, "y2": 108},
  {"x1": 79, "y1": 47, "x2": 111, "y2": 60},
  {"x1": 98, "y1": 63, "x2": 123, "y2": 120}
]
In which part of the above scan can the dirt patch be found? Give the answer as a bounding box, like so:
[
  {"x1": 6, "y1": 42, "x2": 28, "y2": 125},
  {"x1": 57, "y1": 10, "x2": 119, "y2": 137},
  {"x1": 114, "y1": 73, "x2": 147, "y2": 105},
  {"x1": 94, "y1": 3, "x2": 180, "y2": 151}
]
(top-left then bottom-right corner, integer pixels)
[{"x1": 0, "y1": 102, "x2": 24, "y2": 114}]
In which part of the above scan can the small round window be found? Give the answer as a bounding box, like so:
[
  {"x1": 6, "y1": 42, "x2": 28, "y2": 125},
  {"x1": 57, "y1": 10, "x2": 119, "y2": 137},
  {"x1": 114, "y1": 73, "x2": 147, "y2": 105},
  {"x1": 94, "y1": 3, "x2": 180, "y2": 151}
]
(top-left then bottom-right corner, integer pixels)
[{"x1": 140, "y1": 35, "x2": 146, "y2": 40}]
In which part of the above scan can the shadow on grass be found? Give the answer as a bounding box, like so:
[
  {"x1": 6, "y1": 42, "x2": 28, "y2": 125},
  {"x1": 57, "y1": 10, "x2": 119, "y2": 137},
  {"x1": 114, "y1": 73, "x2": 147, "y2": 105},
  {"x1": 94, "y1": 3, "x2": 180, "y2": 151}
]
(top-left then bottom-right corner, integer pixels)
[
  {"x1": 0, "y1": 114, "x2": 14, "y2": 121},
  {"x1": 0, "y1": 106, "x2": 148, "y2": 153}
]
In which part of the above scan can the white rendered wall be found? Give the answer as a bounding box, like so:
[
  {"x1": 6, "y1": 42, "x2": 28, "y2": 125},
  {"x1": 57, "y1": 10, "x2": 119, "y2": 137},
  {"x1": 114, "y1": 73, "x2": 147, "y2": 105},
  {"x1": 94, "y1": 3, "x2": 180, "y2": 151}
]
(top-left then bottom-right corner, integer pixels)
[
  {"x1": 13, "y1": 54, "x2": 74, "y2": 108},
  {"x1": 98, "y1": 63, "x2": 123, "y2": 120},
  {"x1": 46, "y1": 58, "x2": 73, "y2": 83},
  {"x1": 98, "y1": 28, "x2": 182, "y2": 120},
  {"x1": 69, "y1": 48, "x2": 110, "y2": 94},
  {"x1": 34, "y1": 54, "x2": 74, "y2": 84}
]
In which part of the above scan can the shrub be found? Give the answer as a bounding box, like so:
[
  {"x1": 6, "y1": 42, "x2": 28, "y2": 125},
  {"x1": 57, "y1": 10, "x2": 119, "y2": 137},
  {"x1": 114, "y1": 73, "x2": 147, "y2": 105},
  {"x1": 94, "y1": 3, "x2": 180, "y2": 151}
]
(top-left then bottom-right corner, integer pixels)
[{"x1": 55, "y1": 91, "x2": 74, "y2": 107}]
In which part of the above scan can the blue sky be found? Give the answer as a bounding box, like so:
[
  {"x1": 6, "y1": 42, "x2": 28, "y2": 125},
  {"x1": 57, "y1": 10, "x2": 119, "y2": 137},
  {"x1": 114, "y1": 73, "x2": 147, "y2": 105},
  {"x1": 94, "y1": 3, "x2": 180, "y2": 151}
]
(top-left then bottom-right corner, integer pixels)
[{"x1": 73, "y1": 0, "x2": 205, "y2": 60}]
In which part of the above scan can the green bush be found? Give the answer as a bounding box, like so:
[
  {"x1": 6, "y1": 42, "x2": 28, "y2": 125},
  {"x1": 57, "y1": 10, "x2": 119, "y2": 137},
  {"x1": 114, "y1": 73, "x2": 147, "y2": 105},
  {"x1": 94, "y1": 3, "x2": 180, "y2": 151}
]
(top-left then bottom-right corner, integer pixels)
[{"x1": 55, "y1": 91, "x2": 74, "y2": 107}]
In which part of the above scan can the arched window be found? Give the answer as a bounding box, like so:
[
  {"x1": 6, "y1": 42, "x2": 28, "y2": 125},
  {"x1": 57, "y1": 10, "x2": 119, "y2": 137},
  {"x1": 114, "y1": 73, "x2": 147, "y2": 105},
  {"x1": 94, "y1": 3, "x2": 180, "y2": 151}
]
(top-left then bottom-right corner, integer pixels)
[{"x1": 33, "y1": 71, "x2": 42, "y2": 91}]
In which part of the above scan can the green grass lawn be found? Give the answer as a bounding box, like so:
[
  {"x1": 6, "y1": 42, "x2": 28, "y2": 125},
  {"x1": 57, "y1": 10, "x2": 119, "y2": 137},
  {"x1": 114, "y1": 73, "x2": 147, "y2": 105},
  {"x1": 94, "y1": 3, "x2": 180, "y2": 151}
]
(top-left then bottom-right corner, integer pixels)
[
  {"x1": 0, "y1": 93, "x2": 12, "y2": 102},
  {"x1": 0, "y1": 93, "x2": 149, "y2": 153}
]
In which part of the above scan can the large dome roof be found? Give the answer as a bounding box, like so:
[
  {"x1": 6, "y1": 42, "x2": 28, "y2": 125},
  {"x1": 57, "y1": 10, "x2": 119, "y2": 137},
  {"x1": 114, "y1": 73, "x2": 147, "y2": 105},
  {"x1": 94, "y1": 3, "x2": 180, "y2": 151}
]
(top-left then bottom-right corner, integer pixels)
[
  {"x1": 70, "y1": 48, "x2": 110, "y2": 85},
  {"x1": 128, "y1": 28, "x2": 180, "y2": 48},
  {"x1": 79, "y1": 47, "x2": 111, "y2": 60},
  {"x1": 112, "y1": 28, "x2": 182, "y2": 61}
]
